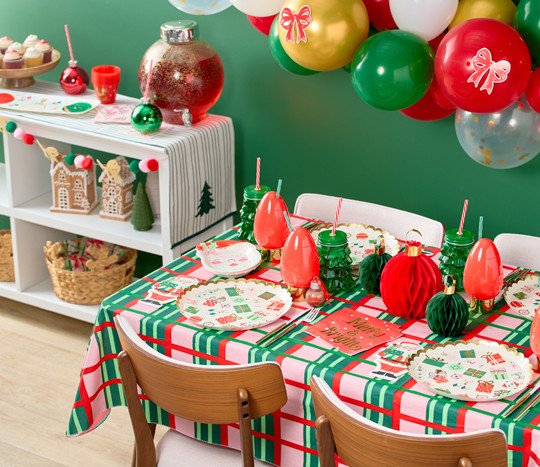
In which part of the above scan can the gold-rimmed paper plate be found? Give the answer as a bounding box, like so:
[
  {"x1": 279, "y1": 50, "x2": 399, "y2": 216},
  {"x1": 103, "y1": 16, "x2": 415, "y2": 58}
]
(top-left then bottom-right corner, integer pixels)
[
  {"x1": 407, "y1": 340, "x2": 533, "y2": 402},
  {"x1": 504, "y1": 275, "x2": 540, "y2": 320},
  {"x1": 177, "y1": 279, "x2": 292, "y2": 330},
  {"x1": 309, "y1": 223, "x2": 400, "y2": 268}
]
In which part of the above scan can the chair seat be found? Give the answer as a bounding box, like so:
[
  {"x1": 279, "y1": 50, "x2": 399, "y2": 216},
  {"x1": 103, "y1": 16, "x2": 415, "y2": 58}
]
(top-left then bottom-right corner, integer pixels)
[{"x1": 157, "y1": 428, "x2": 270, "y2": 466}]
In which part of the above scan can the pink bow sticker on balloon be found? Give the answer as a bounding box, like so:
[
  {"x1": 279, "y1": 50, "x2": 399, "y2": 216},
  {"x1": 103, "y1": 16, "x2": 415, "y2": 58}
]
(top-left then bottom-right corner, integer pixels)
[
  {"x1": 467, "y1": 48, "x2": 511, "y2": 95},
  {"x1": 280, "y1": 5, "x2": 312, "y2": 44}
]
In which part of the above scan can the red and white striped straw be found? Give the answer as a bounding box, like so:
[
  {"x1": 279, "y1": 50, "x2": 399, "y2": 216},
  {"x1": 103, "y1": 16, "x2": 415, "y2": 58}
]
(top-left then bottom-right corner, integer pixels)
[
  {"x1": 458, "y1": 199, "x2": 469, "y2": 235},
  {"x1": 144, "y1": 59, "x2": 153, "y2": 100},
  {"x1": 255, "y1": 157, "x2": 261, "y2": 190},
  {"x1": 64, "y1": 24, "x2": 75, "y2": 63},
  {"x1": 331, "y1": 197, "x2": 343, "y2": 236}
]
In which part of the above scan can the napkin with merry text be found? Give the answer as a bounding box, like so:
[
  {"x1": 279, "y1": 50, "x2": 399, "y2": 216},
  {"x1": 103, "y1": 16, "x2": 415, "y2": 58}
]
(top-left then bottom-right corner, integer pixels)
[{"x1": 307, "y1": 308, "x2": 402, "y2": 356}]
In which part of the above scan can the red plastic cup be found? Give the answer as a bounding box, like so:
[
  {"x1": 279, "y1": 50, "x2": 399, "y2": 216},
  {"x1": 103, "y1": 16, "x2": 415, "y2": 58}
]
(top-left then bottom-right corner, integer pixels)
[{"x1": 91, "y1": 65, "x2": 121, "y2": 104}]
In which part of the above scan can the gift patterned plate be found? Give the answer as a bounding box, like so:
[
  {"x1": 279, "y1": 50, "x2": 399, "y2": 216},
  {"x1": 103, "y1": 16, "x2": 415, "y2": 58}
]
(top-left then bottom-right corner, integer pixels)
[
  {"x1": 310, "y1": 223, "x2": 400, "y2": 268},
  {"x1": 504, "y1": 275, "x2": 540, "y2": 320},
  {"x1": 198, "y1": 241, "x2": 262, "y2": 278},
  {"x1": 177, "y1": 279, "x2": 292, "y2": 330},
  {"x1": 407, "y1": 340, "x2": 532, "y2": 402}
]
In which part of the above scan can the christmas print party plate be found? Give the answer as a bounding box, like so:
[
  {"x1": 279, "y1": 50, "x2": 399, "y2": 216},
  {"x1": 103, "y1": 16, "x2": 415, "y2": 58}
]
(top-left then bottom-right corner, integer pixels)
[
  {"x1": 310, "y1": 223, "x2": 399, "y2": 268},
  {"x1": 198, "y1": 241, "x2": 262, "y2": 278},
  {"x1": 504, "y1": 275, "x2": 540, "y2": 320},
  {"x1": 152, "y1": 275, "x2": 201, "y2": 297},
  {"x1": 407, "y1": 340, "x2": 532, "y2": 402},
  {"x1": 177, "y1": 279, "x2": 292, "y2": 330}
]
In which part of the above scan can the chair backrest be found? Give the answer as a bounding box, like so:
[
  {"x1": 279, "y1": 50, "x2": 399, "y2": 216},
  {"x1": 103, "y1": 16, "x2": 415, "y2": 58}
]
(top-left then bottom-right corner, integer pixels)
[
  {"x1": 310, "y1": 376, "x2": 507, "y2": 467},
  {"x1": 294, "y1": 193, "x2": 445, "y2": 248},
  {"x1": 115, "y1": 315, "x2": 288, "y2": 466},
  {"x1": 494, "y1": 233, "x2": 540, "y2": 271}
]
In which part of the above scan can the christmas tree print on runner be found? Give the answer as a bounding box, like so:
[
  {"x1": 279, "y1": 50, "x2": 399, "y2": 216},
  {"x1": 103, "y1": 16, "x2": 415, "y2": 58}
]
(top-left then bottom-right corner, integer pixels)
[{"x1": 196, "y1": 181, "x2": 215, "y2": 217}]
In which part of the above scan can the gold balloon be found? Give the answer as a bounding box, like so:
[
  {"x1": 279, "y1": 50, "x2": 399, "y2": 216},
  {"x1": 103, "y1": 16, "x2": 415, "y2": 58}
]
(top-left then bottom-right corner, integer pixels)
[
  {"x1": 278, "y1": 0, "x2": 369, "y2": 72},
  {"x1": 449, "y1": 0, "x2": 516, "y2": 29}
]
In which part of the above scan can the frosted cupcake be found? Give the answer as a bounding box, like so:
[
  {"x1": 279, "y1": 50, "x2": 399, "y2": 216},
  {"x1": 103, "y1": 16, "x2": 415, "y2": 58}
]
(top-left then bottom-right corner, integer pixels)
[
  {"x1": 4, "y1": 50, "x2": 23, "y2": 69},
  {"x1": 7, "y1": 42, "x2": 24, "y2": 55},
  {"x1": 23, "y1": 47, "x2": 43, "y2": 67},
  {"x1": 0, "y1": 36, "x2": 13, "y2": 53},
  {"x1": 35, "y1": 40, "x2": 52, "y2": 63},
  {"x1": 23, "y1": 34, "x2": 39, "y2": 51}
]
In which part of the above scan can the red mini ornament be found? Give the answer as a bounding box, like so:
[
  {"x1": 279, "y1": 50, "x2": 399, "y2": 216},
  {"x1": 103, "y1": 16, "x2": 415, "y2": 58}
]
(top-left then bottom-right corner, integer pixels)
[
  {"x1": 380, "y1": 240, "x2": 443, "y2": 319},
  {"x1": 60, "y1": 61, "x2": 89, "y2": 95},
  {"x1": 253, "y1": 191, "x2": 289, "y2": 250},
  {"x1": 280, "y1": 226, "x2": 320, "y2": 289},
  {"x1": 463, "y1": 238, "x2": 503, "y2": 314}
]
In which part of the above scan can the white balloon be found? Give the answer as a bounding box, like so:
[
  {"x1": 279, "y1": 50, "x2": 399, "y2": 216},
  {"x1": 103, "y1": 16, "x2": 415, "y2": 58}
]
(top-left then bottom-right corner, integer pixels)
[
  {"x1": 230, "y1": 0, "x2": 285, "y2": 17},
  {"x1": 389, "y1": 0, "x2": 458, "y2": 42}
]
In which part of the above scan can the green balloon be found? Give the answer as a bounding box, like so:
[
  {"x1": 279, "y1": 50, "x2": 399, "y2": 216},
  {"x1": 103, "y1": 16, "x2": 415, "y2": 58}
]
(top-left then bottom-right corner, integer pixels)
[
  {"x1": 351, "y1": 30, "x2": 434, "y2": 111},
  {"x1": 514, "y1": 0, "x2": 540, "y2": 68},
  {"x1": 269, "y1": 17, "x2": 319, "y2": 76}
]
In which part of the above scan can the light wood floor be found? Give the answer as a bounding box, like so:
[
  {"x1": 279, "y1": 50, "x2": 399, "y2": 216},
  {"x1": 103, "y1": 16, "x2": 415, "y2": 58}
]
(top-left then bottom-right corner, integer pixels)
[{"x1": 0, "y1": 297, "x2": 165, "y2": 466}]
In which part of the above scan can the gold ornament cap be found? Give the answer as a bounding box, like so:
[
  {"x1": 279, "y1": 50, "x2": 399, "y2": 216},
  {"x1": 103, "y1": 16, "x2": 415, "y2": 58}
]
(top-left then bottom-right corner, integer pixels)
[
  {"x1": 443, "y1": 275, "x2": 456, "y2": 295},
  {"x1": 405, "y1": 229, "x2": 423, "y2": 257}
]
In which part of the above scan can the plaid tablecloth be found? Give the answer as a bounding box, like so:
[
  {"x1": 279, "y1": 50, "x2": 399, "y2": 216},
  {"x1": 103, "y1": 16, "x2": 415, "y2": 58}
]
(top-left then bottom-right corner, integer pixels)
[{"x1": 67, "y1": 216, "x2": 540, "y2": 466}]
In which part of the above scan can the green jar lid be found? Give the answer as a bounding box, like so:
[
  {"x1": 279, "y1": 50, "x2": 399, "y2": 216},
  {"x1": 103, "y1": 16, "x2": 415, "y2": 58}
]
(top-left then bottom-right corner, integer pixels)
[
  {"x1": 444, "y1": 228, "x2": 475, "y2": 246},
  {"x1": 318, "y1": 229, "x2": 348, "y2": 247},
  {"x1": 244, "y1": 185, "x2": 270, "y2": 201}
]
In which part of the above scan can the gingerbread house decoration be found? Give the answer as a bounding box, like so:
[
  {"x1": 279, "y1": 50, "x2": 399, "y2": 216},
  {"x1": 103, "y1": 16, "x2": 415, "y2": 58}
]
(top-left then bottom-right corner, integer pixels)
[
  {"x1": 50, "y1": 154, "x2": 98, "y2": 215},
  {"x1": 98, "y1": 156, "x2": 135, "y2": 221}
]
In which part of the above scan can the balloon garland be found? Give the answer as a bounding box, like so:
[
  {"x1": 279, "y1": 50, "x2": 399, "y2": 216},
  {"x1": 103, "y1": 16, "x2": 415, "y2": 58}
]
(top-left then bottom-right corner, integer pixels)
[{"x1": 169, "y1": 0, "x2": 540, "y2": 169}]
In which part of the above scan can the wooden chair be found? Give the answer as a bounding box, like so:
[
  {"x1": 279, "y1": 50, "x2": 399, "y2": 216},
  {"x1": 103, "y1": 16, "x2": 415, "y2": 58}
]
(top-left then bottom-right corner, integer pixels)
[
  {"x1": 114, "y1": 315, "x2": 288, "y2": 466},
  {"x1": 294, "y1": 193, "x2": 445, "y2": 248},
  {"x1": 494, "y1": 233, "x2": 540, "y2": 271},
  {"x1": 310, "y1": 376, "x2": 507, "y2": 467}
]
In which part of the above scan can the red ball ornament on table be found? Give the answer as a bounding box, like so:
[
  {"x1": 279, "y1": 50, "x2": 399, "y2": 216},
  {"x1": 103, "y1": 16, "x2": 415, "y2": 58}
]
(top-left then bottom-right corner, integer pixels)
[
  {"x1": 60, "y1": 61, "x2": 89, "y2": 95},
  {"x1": 380, "y1": 240, "x2": 443, "y2": 319},
  {"x1": 435, "y1": 18, "x2": 531, "y2": 113},
  {"x1": 253, "y1": 191, "x2": 290, "y2": 250},
  {"x1": 280, "y1": 226, "x2": 320, "y2": 290},
  {"x1": 463, "y1": 238, "x2": 503, "y2": 314}
]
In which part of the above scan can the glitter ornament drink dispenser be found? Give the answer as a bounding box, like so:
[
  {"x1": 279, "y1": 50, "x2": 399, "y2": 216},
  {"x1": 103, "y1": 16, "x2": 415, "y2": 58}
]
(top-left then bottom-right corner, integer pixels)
[{"x1": 138, "y1": 20, "x2": 224, "y2": 126}]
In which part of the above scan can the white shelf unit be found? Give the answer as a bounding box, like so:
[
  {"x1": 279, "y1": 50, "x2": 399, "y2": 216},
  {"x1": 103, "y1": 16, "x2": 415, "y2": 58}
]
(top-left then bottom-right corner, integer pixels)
[{"x1": 0, "y1": 103, "x2": 233, "y2": 323}]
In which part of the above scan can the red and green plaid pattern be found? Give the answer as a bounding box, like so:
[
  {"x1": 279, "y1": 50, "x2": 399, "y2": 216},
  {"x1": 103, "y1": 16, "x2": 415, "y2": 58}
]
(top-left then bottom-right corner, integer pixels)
[{"x1": 67, "y1": 217, "x2": 540, "y2": 466}]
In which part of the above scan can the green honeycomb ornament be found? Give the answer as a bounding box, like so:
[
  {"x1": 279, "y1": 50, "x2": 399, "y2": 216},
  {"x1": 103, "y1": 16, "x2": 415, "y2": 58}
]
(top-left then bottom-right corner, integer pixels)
[
  {"x1": 426, "y1": 275, "x2": 469, "y2": 337},
  {"x1": 358, "y1": 236, "x2": 392, "y2": 296}
]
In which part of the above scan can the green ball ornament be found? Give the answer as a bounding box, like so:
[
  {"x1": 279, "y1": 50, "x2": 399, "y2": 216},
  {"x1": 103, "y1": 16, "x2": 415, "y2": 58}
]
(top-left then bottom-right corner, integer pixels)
[
  {"x1": 426, "y1": 276, "x2": 469, "y2": 337},
  {"x1": 131, "y1": 99, "x2": 162, "y2": 134},
  {"x1": 5, "y1": 121, "x2": 17, "y2": 133},
  {"x1": 65, "y1": 153, "x2": 77, "y2": 166},
  {"x1": 358, "y1": 238, "x2": 392, "y2": 296}
]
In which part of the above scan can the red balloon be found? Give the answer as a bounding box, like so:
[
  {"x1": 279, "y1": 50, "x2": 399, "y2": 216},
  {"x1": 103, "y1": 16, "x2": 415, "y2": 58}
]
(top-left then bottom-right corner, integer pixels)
[
  {"x1": 362, "y1": 0, "x2": 397, "y2": 29},
  {"x1": 280, "y1": 227, "x2": 320, "y2": 288},
  {"x1": 246, "y1": 14, "x2": 277, "y2": 36},
  {"x1": 430, "y1": 75, "x2": 456, "y2": 109},
  {"x1": 253, "y1": 191, "x2": 290, "y2": 250},
  {"x1": 399, "y1": 84, "x2": 455, "y2": 121},
  {"x1": 463, "y1": 238, "x2": 503, "y2": 301},
  {"x1": 380, "y1": 241, "x2": 443, "y2": 320},
  {"x1": 435, "y1": 19, "x2": 532, "y2": 113},
  {"x1": 525, "y1": 69, "x2": 540, "y2": 113}
]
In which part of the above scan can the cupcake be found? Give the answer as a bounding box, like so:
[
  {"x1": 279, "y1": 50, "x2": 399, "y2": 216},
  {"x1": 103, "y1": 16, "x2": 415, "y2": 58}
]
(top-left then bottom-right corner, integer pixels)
[
  {"x1": 23, "y1": 47, "x2": 43, "y2": 67},
  {"x1": 23, "y1": 34, "x2": 39, "y2": 51},
  {"x1": 7, "y1": 42, "x2": 24, "y2": 55},
  {"x1": 0, "y1": 36, "x2": 13, "y2": 53},
  {"x1": 35, "y1": 40, "x2": 52, "y2": 63},
  {"x1": 4, "y1": 50, "x2": 23, "y2": 69}
]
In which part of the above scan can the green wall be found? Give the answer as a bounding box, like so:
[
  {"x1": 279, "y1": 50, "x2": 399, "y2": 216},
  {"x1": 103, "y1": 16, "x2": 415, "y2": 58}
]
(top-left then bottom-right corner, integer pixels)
[{"x1": 2, "y1": 1, "x2": 539, "y2": 241}]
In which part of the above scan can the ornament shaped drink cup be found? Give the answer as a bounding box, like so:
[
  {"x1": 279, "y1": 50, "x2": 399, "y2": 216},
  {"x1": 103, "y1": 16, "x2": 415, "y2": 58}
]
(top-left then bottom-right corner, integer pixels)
[
  {"x1": 131, "y1": 59, "x2": 162, "y2": 134},
  {"x1": 253, "y1": 190, "x2": 290, "y2": 257},
  {"x1": 60, "y1": 25, "x2": 89, "y2": 95}
]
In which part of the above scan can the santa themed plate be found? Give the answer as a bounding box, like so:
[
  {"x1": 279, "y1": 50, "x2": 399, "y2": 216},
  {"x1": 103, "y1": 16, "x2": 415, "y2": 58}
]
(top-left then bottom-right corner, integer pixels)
[
  {"x1": 177, "y1": 279, "x2": 292, "y2": 330},
  {"x1": 198, "y1": 241, "x2": 262, "y2": 278},
  {"x1": 407, "y1": 340, "x2": 532, "y2": 402},
  {"x1": 152, "y1": 275, "x2": 201, "y2": 296},
  {"x1": 310, "y1": 223, "x2": 399, "y2": 268},
  {"x1": 504, "y1": 275, "x2": 540, "y2": 320}
]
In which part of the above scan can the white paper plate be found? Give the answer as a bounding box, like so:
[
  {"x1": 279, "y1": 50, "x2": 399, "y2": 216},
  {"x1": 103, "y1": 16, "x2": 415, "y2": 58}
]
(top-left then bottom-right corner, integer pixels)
[
  {"x1": 407, "y1": 340, "x2": 532, "y2": 402},
  {"x1": 505, "y1": 275, "x2": 540, "y2": 320},
  {"x1": 177, "y1": 279, "x2": 292, "y2": 330},
  {"x1": 199, "y1": 241, "x2": 262, "y2": 278}
]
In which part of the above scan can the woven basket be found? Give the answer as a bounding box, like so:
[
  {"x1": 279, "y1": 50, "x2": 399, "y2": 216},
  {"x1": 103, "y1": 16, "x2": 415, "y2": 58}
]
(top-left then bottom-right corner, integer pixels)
[
  {"x1": 44, "y1": 239, "x2": 137, "y2": 305},
  {"x1": 0, "y1": 230, "x2": 14, "y2": 282}
]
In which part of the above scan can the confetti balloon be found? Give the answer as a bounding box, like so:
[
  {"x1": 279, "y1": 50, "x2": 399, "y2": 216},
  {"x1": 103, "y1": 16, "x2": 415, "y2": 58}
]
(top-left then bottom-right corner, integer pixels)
[
  {"x1": 231, "y1": 0, "x2": 284, "y2": 17},
  {"x1": 455, "y1": 96, "x2": 540, "y2": 168},
  {"x1": 167, "y1": 0, "x2": 232, "y2": 15},
  {"x1": 278, "y1": 0, "x2": 369, "y2": 71}
]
